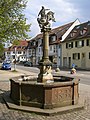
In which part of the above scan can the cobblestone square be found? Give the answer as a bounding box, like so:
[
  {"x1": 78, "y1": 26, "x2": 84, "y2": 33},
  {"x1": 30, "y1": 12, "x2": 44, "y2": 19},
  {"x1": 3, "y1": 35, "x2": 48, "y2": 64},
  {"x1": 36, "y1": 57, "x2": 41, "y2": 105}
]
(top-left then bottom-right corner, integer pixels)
[{"x1": 0, "y1": 70, "x2": 90, "y2": 120}]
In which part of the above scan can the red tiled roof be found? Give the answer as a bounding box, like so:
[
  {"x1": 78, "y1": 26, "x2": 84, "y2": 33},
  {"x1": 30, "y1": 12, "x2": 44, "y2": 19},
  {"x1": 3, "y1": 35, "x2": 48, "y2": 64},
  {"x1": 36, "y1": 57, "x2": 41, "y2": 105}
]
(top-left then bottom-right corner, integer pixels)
[
  {"x1": 6, "y1": 40, "x2": 28, "y2": 51},
  {"x1": 30, "y1": 21, "x2": 74, "y2": 41},
  {"x1": 50, "y1": 21, "x2": 74, "y2": 35},
  {"x1": 28, "y1": 21, "x2": 74, "y2": 48}
]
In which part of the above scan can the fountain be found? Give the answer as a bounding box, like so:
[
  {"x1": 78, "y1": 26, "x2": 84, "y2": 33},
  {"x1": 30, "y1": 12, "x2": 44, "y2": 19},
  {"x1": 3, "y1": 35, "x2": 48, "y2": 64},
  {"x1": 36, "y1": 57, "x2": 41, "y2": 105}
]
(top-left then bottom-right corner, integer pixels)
[{"x1": 4, "y1": 6, "x2": 83, "y2": 115}]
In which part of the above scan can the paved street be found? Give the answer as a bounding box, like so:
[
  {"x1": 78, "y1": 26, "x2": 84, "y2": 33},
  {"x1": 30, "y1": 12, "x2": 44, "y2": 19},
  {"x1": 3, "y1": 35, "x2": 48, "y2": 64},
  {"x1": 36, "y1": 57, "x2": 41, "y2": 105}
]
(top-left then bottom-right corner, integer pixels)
[
  {"x1": 12, "y1": 64, "x2": 90, "y2": 85},
  {"x1": 0, "y1": 69, "x2": 90, "y2": 119}
]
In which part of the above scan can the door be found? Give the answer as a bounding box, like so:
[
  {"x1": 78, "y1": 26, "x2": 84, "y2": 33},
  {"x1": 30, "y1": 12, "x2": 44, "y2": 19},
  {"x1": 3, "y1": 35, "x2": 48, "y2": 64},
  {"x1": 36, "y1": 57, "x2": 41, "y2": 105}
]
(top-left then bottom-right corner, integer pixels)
[
  {"x1": 68, "y1": 57, "x2": 71, "y2": 68},
  {"x1": 81, "y1": 53, "x2": 86, "y2": 68},
  {"x1": 63, "y1": 57, "x2": 67, "y2": 67}
]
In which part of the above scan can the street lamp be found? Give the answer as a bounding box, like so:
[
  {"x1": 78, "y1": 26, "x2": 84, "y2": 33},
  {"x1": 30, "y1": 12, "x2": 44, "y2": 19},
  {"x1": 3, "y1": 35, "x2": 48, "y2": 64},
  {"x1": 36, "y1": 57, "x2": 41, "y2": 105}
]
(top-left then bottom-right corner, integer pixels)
[{"x1": 14, "y1": 47, "x2": 17, "y2": 71}]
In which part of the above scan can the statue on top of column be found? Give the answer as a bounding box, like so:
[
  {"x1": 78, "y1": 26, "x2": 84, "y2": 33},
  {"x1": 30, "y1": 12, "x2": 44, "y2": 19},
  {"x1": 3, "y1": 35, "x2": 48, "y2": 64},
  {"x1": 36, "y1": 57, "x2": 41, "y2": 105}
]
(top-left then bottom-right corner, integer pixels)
[{"x1": 37, "y1": 6, "x2": 55, "y2": 31}]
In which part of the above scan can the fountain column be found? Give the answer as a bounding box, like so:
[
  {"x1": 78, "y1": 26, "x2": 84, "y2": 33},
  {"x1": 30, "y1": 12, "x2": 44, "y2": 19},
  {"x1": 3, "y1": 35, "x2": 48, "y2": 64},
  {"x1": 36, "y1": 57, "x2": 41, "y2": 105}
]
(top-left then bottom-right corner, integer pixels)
[{"x1": 37, "y1": 6, "x2": 55, "y2": 83}]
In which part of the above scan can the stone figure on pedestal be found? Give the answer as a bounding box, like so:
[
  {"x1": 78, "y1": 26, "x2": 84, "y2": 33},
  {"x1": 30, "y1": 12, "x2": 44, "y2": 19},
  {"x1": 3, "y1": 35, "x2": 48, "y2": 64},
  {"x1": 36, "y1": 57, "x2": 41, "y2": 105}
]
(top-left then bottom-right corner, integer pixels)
[
  {"x1": 37, "y1": 6, "x2": 55, "y2": 82},
  {"x1": 37, "y1": 6, "x2": 55, "y2": 32}
]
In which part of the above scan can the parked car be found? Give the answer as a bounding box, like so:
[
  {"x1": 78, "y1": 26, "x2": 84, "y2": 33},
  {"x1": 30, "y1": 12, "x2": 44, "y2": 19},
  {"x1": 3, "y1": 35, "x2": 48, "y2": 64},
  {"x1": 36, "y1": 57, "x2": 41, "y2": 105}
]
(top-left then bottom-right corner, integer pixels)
[
  {"x1": 1, "y1": 62, "x2": 11, "y2": 70},
  {"x1": 19, "y1": 61, "x2": 27, "y2": 65},
  {"x1": 24, "y1": 61, "x2": 32, "y2": 67}
]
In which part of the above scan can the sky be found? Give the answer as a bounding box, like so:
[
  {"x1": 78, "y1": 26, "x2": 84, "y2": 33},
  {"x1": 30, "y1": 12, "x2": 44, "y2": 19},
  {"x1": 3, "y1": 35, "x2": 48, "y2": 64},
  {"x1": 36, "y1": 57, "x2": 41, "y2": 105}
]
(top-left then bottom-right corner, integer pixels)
[{"x1": 24, "y1": 0, "x2": 90, "y2": 38}]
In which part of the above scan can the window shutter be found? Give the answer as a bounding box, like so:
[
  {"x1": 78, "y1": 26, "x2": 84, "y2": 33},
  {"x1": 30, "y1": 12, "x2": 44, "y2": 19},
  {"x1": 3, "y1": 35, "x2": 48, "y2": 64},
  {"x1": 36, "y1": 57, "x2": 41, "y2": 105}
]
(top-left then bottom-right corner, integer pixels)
[
  {"x1": 71, "y1": 42, "x2": 73, "y2": 48},
  {"x1": 82, "y1": 40, "x2": 84, "y2": 47},
  {"x1": 66, "y1": 43, "x2": 68, "y2": 48},
  {"x1": 86, "y1": 39, "x2": 89, "y2": 46},
  {"x1": 73, "y1": 54, "x2": 74, "y2": 59},
  {"x1": 89, "y1": 52, "x2": 90, "y2": 59},
  {"x1": 75, "y1": 41, "x2": 77, "y2": 47},
  {"x1": 78, "y1": 53, "x2": 80, "y2": 59}
]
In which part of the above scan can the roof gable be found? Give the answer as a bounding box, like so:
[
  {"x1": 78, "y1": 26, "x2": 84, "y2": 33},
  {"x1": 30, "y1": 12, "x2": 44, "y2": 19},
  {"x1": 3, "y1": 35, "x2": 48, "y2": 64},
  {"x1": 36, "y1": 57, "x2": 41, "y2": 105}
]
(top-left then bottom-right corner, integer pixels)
[{"x1": 64, "y1": 21, "x2": 90, "y2": 42}]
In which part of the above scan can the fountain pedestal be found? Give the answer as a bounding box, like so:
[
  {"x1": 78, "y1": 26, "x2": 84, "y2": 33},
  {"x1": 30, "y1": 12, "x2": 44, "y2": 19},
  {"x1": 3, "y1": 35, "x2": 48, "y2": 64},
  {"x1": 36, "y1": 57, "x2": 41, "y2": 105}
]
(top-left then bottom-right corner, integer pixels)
[
  {"x1": 37, "y1": 29, "x2": 53, "y2": 83},
  {"x1": 10, "y1": 76, "x2": 79, "y2": 109}
]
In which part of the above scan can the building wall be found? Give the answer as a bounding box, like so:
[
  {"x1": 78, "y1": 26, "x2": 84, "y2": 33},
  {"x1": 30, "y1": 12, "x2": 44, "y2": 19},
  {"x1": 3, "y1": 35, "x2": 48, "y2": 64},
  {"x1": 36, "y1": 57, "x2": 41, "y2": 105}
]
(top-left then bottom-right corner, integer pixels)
[
  {"x1": 5, "y1": 50, "x2": 27, "y2": 62},
  {"x1": 62, "y1": 38, "x2": 90, "y2": 69}
]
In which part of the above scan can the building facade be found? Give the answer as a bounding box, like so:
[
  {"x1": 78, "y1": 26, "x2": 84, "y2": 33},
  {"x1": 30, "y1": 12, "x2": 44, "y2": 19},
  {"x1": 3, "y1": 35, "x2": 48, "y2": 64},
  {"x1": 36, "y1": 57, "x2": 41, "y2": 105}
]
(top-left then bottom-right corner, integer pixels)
[
  {"x1": 5, "y1": 40, "x2": 28, "y2": 62},
  {"x1": 62, "y1": 21, "x2": 90, "y2": 69},
  {"x1": 27, "y1": 19, "x2": 80, "y2": 67}
]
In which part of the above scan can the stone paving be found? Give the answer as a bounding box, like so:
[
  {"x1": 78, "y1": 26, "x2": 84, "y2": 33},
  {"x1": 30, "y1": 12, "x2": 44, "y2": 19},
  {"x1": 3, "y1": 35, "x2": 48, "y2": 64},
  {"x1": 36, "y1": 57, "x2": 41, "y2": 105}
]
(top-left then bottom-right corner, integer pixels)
[{"x1": 0, "y1": 70, "x2": 90, "y2": 120}]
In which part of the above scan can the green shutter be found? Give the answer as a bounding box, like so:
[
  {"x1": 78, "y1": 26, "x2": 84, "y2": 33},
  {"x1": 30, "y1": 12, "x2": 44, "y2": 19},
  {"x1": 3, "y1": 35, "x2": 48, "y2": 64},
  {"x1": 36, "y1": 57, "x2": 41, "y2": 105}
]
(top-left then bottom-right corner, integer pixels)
[
  {"x1": 86, "y1": 39, "x2": 89, "y2": 46},
  {"x1": 71, "y1": 42, "x2": 73, "y2": 48},
  {"x1": 89, "y1": 52, "x2": 90, "y2": 59},
  {"x1": 66, "y1": 43, "x2": 68, "y2": 48},
  {"x1": 73, "y1": 54, "x2": 74, "y2": 59},
  {"x1": 78, "y1": 53, "x2": 80, "y2": 59},
  {"x1": 75, "y1": 41, "x2": 77, "y2": 47},
  {"x1": 82, "y1": 40, "x2": 84, "y2": 47}
]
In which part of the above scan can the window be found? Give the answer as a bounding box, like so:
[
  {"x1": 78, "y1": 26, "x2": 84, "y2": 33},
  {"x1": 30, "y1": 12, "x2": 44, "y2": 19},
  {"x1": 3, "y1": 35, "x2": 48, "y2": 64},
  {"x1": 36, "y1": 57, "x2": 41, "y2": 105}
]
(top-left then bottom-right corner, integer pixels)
[
  {"x1": 50, "y1": 46, "x2": 52, "y2": 51},
  {"x1": 86, "y1": 39, "x2": 90, "y2": 46},
  {"x1": 66, "y1": 42, "x2": 73, "y2": 49},
  {"x1": 76, "y1": 26, "x2": 80, "y2": 29},
  {"x1": 88, "y1": 22, "x2": 90, "y2": 26},
  {"x1": 38, "y1": 39, "x2": 42, "y2": 46},
  {"x1": 50, "y1": 35, "x2": 56, "y2": 42},
  {"x1": 23, "y1": 51, "x2": 25, "y2": 54},
  {"x1": 29, "y1": 50, "x2": 31, "y2": 55},
  {"x1": 18, "y1": 51, "x2": 21, "y2": 54},
  {"x1": 80, "y1": 27, "x2": 87, "y2": 35},
  {"x1": 70, "y1": 33, "x2": 76, "y2": 37},
  {"x1": 53, "y1": 45, "x2": 56, "y2": 53},
  {"x1": 89, "y1": 52, "x2": 90, "y2": 59},
  {"x1": 70, "y1": 30, "x2": 77, "y2": 37},
  {"x1": 73, "y1": 53, "x2": 80, "y2": 60},
  {"x1": 32, "y1": 49, "x2": 35, "y2": 54},
  {"x1": 39, "y1": 47, "x2": 41, "y2": 52},
  {"x1": 34, "y1": 42, "x2": 36, "y2": 46},
  {"x1": 59, "y1": 45, "x2": 61, "y2": 48},
  {"x1": 75, "y1": 40, "x2": 84, "y2": 47},
  {"x1": 7, "y1": 52, "x2": 10, "y2": 54},
  {"x1": 22, "y1": 46, "x2": 25, "y2": 49}
]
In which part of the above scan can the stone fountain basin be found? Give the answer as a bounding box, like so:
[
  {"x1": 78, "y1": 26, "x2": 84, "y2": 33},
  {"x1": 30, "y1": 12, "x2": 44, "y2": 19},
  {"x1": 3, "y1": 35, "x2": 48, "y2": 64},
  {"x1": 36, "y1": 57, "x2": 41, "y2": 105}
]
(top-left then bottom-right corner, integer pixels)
[{"x1": 10, "y1": 75, "x2": 79, "y2": 109}]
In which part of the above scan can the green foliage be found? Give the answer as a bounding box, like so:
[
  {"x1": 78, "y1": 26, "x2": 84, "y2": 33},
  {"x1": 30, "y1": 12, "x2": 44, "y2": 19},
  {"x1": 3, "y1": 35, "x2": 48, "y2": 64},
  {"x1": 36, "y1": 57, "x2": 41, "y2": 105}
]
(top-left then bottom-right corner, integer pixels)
[
  {"x1": 13, "y1": 40, "x2": 20, "y2": 45},
  {"x1": 0, "y1": 42, "x2": 4, "y2": 58},
  {"x1": 0, "y1": 0, "x2": 31, "y2": 42}
]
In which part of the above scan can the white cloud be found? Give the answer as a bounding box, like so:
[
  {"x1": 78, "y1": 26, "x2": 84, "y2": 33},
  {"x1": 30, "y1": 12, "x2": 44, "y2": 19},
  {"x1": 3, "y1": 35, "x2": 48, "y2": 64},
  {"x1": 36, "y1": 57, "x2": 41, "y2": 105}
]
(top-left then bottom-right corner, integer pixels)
[{"x1": 24, "y1": 0, "x2": 89, "y2": 37}]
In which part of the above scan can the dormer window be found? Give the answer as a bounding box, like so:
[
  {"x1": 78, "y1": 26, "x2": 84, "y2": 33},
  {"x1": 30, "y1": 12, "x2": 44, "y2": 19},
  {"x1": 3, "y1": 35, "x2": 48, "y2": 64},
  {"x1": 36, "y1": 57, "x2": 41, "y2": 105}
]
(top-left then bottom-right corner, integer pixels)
[
  {"x1": 22, "y1": 46, "x2": 25, "y2": 49},
  {"x1": 88, "y1": 22, "x2": 90, "y2": 26},
  {"x1": 70, "y1": 30, "x2": 77, "y2": 37},
  {"x1": 33, "y1": 42, "x2": 36, "y2": 46},
  {"x1": 38, "y1": 39, "x2": 42, "y2": 46},
  {"x1": 76, "y1": 26, "x2": 80, "y2": 29},
  {"x1": 50, "y1": 35, "x2": 56, "y2": 42},
  {"x1": 70, "y1": 33, "x2": 74, "y2": 37},
  {"x1": 80, "y1": 27, "x2": 87, "y2": 35},
  {"x1": 80, "y1": 31, "x2": 83, "y2": 35}
]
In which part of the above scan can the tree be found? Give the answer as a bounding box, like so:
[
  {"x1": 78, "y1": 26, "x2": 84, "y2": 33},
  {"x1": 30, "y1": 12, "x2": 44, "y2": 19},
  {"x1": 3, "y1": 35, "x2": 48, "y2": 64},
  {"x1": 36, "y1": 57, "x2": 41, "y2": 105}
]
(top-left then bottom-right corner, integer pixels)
[
  {"x1": 0, "y1": 0, "x2": 31, "y2": 60},
  {"x1": 0, "y1": 43, "x2": 4, "y2": 60},
  {"x1": 0, "y1": 0, "x2": 31, "y2": 41}
]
